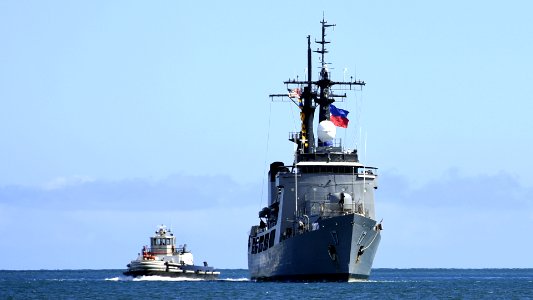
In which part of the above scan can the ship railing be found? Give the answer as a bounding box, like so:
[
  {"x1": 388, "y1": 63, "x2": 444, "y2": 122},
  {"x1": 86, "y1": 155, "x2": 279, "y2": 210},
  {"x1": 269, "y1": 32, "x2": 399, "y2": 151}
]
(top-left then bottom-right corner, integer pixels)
[
  {"x1": 249, "y1": 225, "x2": 260, "y2": 237},
  {"x1": 303, "y1": 200, "x2": 365, "y2": 218},
  {"x1": 288, "y1": 132, "x2": 346, "y2": 152},
  {"x1": 316, "y1": 138, "x2": 343, "y2": 150},
  {"x1": 288, "y1": 132, "x2": 301, "y2": 143},
  {"x1": 144, "y1": 245, "x2": 186, "y2": 256}
]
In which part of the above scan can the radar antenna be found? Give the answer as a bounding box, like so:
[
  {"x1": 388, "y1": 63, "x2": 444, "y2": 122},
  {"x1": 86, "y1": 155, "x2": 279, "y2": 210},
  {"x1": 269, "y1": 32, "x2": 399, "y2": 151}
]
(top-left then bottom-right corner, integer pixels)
[{"x1": 269, "y1": 18, "x2": 366, "y2": 157}]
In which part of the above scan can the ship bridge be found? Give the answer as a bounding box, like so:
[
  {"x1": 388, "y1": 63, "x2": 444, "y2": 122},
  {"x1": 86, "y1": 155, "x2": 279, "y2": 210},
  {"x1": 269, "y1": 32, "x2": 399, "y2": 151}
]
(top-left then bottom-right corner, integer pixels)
[
  {"x1": 149, "y1": 225, "x2": 176, "y2": 256},
  {"x1": 296, "y1": 161, "x2": 372, "y2": 174}
]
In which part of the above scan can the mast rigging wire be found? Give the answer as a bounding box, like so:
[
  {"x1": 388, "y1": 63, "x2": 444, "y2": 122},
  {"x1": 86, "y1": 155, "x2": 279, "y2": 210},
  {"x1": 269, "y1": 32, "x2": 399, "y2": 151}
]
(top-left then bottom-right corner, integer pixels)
[{"x1": 259, "y1": 101, "x2": 273, "y2": 209}]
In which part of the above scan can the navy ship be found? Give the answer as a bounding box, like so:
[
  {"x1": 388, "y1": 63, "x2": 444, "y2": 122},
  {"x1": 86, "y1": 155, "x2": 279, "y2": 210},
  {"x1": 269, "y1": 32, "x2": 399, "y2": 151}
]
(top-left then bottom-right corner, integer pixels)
[{"x1": 248, "y1": 19, "x2": 382, "y2": 282}]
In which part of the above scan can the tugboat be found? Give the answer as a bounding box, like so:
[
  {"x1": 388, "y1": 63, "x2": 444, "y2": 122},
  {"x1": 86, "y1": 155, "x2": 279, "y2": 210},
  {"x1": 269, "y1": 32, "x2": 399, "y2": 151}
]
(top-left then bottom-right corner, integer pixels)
[
  {"x1": 248, "y1": 19, "x2": 382, "y2": 282},
  {"x1": 124, "y1": 225, "x2": 219, "y2": 279}
]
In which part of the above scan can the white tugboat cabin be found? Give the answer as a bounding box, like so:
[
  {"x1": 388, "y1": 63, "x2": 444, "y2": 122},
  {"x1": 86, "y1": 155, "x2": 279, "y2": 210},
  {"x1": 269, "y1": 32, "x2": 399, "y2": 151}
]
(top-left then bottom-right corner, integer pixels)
[{"x1": 124, "y1": 225, "x2": 219, "y2": 279}]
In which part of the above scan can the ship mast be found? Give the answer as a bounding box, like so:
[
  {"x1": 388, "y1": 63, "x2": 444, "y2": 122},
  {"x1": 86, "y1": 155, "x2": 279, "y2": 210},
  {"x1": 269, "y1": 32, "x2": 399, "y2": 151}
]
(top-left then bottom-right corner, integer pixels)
[{"x1": 269, "y1": 18, "x2": 366, "y2": 156}]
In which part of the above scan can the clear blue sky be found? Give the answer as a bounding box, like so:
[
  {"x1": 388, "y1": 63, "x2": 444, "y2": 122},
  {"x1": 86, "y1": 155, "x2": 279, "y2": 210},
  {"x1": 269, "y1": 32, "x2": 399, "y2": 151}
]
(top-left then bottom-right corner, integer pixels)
[{"x1": 1, "y1": 1, "x2": 532, "y2": 269}]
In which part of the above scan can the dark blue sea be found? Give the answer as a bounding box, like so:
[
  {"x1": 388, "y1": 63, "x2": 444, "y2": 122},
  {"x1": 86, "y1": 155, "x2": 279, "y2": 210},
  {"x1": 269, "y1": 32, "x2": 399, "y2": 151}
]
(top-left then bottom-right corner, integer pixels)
[{"x1": 1, "y1": 269, "x2": 531, "y2": 299}]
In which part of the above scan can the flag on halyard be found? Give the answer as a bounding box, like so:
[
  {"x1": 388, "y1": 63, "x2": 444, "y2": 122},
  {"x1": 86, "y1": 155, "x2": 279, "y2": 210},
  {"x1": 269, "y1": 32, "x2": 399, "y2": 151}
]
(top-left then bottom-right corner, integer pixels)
[
  {"x1": 288, "y1": 88, "x2": 301, "y2": 99},
  {"x1": 330, "y1": 104, "x2": 349, "y2": 128}
]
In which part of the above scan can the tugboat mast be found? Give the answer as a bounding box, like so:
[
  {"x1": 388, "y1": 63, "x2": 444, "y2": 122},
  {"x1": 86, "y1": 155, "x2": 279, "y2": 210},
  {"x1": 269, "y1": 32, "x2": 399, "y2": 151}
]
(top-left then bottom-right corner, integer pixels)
[{"x1": 270, "y1": 18, "x2": 366, "y2": 157}]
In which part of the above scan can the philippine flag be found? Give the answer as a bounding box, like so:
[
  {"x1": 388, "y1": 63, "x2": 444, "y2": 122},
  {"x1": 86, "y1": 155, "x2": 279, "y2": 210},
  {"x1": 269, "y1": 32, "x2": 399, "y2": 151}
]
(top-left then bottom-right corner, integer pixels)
[{"x1": 330, "y1": 104, "x2": 349, "y2": 128}]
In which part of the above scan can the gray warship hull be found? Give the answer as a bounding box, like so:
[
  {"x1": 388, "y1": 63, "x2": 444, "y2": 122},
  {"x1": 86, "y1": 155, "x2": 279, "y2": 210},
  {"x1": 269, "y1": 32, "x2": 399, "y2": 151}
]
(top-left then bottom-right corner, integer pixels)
[
  {"x1": 248, "y1": 19, "x2": 382, "y2": 282},
  {"x1": 249, "y1": 214, "x2": 380, "y2": 281}
]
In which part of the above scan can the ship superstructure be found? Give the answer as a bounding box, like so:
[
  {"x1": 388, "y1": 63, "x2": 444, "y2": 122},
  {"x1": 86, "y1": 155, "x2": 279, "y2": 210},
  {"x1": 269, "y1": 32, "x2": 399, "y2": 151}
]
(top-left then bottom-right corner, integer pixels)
[{"x1": 248, "y1": 19, "x2": 382, "y2": 282}]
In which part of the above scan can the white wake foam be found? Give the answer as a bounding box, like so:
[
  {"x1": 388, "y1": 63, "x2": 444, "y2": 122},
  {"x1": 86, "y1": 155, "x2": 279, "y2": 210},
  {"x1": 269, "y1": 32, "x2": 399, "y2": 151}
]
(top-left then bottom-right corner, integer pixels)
[{"x1": 218, "y1": 277, "x2": 250, "y2": 282}]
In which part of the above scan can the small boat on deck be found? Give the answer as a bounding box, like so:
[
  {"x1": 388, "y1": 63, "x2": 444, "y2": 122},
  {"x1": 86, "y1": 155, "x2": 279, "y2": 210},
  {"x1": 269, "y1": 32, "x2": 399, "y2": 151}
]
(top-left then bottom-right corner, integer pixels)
[{"x1": 124, "y1": 225, "x2": 219, "y2": 279}]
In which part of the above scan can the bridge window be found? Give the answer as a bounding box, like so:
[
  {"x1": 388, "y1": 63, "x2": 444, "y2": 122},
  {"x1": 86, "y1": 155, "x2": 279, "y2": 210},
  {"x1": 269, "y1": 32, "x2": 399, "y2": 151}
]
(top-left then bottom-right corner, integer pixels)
[{"x1": 300, "y1": 166, "x2": 357, "y2": 174}]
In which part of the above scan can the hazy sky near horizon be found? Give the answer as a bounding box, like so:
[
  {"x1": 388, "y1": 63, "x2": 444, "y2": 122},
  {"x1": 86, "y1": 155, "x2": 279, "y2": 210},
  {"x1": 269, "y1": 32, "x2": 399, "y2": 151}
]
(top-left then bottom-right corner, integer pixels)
[{"x1": 1, "y1": 1, "x2": 532, "y2": 269}]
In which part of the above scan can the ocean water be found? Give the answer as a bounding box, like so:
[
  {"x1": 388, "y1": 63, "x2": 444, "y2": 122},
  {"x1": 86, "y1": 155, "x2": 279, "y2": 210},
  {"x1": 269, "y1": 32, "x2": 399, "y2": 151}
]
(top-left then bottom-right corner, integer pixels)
[{"x1": 0, "y1": 269, "x2": 531, "y2": 299}]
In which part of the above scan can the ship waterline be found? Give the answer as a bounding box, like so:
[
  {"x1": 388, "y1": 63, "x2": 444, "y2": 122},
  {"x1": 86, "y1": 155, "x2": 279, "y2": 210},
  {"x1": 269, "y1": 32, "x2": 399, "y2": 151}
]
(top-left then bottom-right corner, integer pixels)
[{"x1": 249, "y1": 214, "x2": 381, "y2": 281}]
